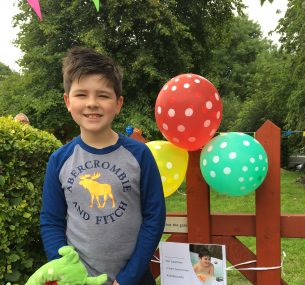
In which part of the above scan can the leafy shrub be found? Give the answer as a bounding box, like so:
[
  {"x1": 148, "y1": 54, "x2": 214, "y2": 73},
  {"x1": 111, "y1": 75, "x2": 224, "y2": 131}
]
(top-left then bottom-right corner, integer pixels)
[{"x1": 0, "y1": 116, "x2": 62, "y2": 284}]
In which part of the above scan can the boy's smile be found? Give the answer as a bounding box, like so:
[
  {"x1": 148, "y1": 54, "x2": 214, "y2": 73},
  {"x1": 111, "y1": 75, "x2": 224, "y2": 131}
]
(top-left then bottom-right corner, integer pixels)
[
  {"x1": 199, "y1": 256, "x2": 211, "y2": 268},
  {"x1": 64, "y1": 74, "x2": 123, "y2": 141},
  {"x1": 84, "y1": 114, "x2": 102, "y2": 118}
]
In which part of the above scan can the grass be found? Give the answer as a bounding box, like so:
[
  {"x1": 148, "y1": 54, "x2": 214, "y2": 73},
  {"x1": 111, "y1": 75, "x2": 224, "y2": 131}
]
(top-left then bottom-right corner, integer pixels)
[{"x1": 157, "y1": 169, "x2": 305, "y2": 285}]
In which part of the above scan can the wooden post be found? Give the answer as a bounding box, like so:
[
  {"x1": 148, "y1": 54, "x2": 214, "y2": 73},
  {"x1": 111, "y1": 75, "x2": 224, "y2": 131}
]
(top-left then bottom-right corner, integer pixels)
[
  {"x1": 186, "y1": 150, "x2": 211, "y2": 243},
  {"x1": 255, "y1": 120, "x2": 281, "y2": 284}
]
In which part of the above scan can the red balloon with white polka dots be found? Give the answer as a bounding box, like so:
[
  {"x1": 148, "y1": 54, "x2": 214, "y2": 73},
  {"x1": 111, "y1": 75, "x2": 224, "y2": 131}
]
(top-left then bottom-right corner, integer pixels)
[{"x1": 155, "y1": 73, "x2": 222, "y2": 151}]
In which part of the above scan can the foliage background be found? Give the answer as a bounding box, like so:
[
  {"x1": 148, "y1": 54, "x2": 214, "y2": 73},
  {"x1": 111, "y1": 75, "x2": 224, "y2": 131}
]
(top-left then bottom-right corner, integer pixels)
[
  {"x1": 3, "y1": 0, "x2": 245, "y2": 140},
  {"x1": 0, "y1": 117, "x2": 62, "y2": 283},
  {"x1": 0, "y1": 0, "x2": 305, "y2": 283},
  {"x1": 0, "y1": 0, "x2": 303, "y2": 155}
]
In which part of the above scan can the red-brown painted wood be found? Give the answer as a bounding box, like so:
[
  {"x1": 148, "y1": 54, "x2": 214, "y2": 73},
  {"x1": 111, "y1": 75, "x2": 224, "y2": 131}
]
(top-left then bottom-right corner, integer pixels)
[
  {"x1": 150, "y1": 250, "x2": 160, "y2": 278},
  {"x1": 255, "y1": 120, "x2": 281, "y2": 285},
  {"x1": 281, "y1": 214, "x2": 305, "y2": 237},
  {"x1": 165, "y1": 213, "x2": 305, "y2": 237},
  {"x1": 210, "y1": 213, "x2": 256, "y2": 236},
  {"x1": 167, "y1": 233, "x2": 189, "y2": 243},
  {"x1": 186, "y1": 150, "x2": 211, "y2": 243},
  {"x1": 212, "y1": 236, "x2": 257, "y2": 283},
  {"x1": 150, "y1": 121, "x2": 296, "y2": 284}
]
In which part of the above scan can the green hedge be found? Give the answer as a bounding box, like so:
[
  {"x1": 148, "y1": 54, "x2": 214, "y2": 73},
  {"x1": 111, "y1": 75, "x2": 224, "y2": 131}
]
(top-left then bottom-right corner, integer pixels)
[{"x1": 0, "y1": 116, "x2": 62, "y2": 284}]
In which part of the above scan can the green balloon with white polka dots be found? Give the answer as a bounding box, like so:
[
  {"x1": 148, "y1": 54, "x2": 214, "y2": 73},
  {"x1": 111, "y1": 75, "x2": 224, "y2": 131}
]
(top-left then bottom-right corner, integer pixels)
[{"x1": 200, "y1": 132, "x2": 268, "y2": 196}]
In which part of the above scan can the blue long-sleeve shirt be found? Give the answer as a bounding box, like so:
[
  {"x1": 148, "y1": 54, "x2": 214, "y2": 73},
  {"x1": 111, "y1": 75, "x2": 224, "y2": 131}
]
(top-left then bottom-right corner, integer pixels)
[{"x1": 40, "y1": 134, "x2": 166, "y2": 285}]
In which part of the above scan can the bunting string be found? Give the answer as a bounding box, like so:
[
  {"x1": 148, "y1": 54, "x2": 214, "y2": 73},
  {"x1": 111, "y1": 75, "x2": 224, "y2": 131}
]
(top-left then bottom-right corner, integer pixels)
[{"x1": 26, "y1": 0, "x2": 101, "y2": 20}]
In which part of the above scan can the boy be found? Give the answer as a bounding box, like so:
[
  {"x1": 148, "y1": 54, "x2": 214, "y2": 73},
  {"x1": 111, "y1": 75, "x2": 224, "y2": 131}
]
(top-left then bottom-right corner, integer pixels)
[
  {"x1": 193, "y1": 248, "x2": 215, "y2": 281},
  {"x1": 40, "y1": 47, "x2": 166, "y2": 285}
]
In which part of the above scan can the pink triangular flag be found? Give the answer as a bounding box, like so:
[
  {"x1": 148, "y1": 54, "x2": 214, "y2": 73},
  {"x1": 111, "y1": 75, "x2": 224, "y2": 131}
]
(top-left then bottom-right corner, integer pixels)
[
  {"x1": 92, "y1": 0, "x2": 100, "y2": 12},
  {"x1": 27, "y1": 0, "x2": 43, "y2": 21}
]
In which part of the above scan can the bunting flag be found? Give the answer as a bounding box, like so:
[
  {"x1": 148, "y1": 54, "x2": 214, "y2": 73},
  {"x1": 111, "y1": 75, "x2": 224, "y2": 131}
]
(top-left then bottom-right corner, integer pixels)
[
  {"x1": 219, "y1": 131, "x2": 305, "y2": 138},
  {"x1": 283, "y1": 130, "x2": 294, "y2": 137},
  {"x1": 281, "y1": 130, "x2": 305, "y2": 137},
  {"x1": 27, "y1": 0, "x2": 43, "y2": 20},
  {"x1": 92, "y1": 0, "x2": 100, "y2": 12},
  {"x1": 26, "y1": 0, "x2": 100, "y2": 20}
]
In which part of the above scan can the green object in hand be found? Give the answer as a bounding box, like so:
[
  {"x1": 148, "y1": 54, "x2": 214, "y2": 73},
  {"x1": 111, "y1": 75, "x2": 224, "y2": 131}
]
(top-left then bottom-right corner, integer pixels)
[{"x1": 25, "y1": 246, "x2": 107, "y2": 285}]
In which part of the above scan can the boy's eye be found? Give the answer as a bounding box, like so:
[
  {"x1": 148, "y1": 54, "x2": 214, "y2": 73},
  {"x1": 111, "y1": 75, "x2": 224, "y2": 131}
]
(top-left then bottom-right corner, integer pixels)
[{"x1": 75, "y1": 94, "x2": 86, "y2": 97}]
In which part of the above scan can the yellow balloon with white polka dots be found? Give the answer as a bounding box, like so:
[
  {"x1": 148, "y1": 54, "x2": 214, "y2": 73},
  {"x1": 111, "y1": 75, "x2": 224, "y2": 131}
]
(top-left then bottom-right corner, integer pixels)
[{"x1": 146, "y1": 141, "x2": 189, "y2": 197}]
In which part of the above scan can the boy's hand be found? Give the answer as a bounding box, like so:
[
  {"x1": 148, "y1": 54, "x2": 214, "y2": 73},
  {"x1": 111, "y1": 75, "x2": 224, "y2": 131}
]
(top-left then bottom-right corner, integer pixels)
[
  {"x1": 25, "y1": 245, "x2": 107, "y2": 285},
  {"x1": 113, "y1": 281, "x2": 120, "y2": 285}
]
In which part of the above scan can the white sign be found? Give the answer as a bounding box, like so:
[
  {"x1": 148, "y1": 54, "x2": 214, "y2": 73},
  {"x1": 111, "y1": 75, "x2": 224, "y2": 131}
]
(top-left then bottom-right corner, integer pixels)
[{"x1": 160, "y1": 242, "x2": 227, "y2": 285}]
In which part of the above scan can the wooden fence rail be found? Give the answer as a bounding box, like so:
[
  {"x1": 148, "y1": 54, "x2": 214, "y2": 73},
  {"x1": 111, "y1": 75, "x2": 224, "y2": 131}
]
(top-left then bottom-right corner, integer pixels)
[{"x1": 150, "y1": 120, "x2": 305, "y2": 285}]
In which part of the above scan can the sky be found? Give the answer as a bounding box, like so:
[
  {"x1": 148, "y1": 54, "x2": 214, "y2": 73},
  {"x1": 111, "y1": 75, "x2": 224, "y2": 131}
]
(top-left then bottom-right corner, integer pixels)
[
  {"x1": 0, "y1": 0, "x2": 288, "y2": 73},
  {"x1": 0, "y1": 0, "x2": 22, "y2": 72},
  {"x1": 243, "y1": 0, "x2": 288, "y2": 42}
]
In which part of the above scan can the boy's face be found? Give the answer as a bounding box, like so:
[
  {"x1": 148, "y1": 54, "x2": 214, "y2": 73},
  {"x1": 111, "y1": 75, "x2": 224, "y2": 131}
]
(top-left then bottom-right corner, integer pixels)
[
  {"x1": 200, "y1": 256, "x2": 211, "y2": 267},
  {"x1": 64, "y1": 74, "x2": 123, "y2": 137}
]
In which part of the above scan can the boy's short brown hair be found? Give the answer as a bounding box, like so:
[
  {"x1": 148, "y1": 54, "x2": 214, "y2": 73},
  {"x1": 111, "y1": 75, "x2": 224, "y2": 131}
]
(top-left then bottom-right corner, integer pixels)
[
  {"x1": 198, "y1": 248, "x2": 211, "y2": 259},
  {"x1": 62, "y1": 47, "x2": 123, "y2": 98}
]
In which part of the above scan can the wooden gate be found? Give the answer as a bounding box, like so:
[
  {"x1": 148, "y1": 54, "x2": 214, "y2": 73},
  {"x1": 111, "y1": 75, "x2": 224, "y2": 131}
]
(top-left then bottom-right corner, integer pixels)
[{"x1": 150, "y1": 120, "x2": 305, "y2": 285}]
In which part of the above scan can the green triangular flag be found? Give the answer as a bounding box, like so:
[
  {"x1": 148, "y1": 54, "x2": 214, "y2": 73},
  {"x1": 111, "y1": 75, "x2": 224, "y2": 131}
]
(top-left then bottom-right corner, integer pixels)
[{"x1": 92, "y1": 0, "x2": 100, "y2": 12}]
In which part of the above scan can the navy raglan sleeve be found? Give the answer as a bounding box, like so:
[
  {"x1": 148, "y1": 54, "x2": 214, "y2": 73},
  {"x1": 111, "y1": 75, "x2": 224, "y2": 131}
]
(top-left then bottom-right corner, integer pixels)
[
  {"x1": 116, "y1": 146, "x2": 166, "y2": 285},
  {"x1": 40, "y1": 154, "x2": 68, "y2": 260}
]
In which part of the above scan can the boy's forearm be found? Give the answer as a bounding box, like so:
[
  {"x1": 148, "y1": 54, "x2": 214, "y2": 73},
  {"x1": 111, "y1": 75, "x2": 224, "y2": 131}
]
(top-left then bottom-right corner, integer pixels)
[
  {"x1": 40, "y1": 218, "x2": 68, "y2": 260},
  {"x1": 40, "y1": 222, "x2": 68, "y2": 260},
  {"x1": 41, "y1": 155, "x2": 68, "y2": 260},
  {"x1": 40, "y1": 208, "x2": 68, "y2": 260}
]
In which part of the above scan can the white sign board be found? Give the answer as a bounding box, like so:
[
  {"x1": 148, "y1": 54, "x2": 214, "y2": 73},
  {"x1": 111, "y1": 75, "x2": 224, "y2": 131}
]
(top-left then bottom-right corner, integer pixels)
[{"x1": 160, "y1": 242, "x2": 227, "y2": 285}]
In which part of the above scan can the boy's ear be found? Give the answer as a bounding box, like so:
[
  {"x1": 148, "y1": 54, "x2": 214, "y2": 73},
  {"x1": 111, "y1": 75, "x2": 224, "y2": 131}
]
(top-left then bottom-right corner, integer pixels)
[
  {"x1": 116, "y1": 96, "x2": 124, "y2": 115},
  {"x1": 64, "y1": 93, "x2": 71, "y2": 111}
]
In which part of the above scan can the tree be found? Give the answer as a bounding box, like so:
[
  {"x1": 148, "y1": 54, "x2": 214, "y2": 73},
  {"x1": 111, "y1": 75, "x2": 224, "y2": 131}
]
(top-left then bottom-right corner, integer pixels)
[
  {"x1": 218, "y1": 94, "x2": 242, "y2": 132},
  {"x1": 229, "y1": 48, "x2": 292, "y2": 132},
  {"x1": 12, "y1": 0, "x2": 244, "y2": 140},
  {"x1": 208, "y1": 16, "x2": 270, "y2": 102},
  {"x1": 277, "y1": 0, "x2": 305, "y2": 137},
  {"x1": 0, "y1": 64, "x2": 29, "y2": 119},
  {"x1": 205, "y1": 15, "x2": 275, "y2": 131},
  {"x1": 0, "y1": 62, "x2": 14, "y2": 81}
]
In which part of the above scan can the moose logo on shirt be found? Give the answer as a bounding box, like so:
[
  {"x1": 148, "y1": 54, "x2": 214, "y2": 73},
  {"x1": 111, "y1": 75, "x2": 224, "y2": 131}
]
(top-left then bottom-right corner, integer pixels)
[{"x1": 79, "y1": 172, "x2": 115, "y2": 209}]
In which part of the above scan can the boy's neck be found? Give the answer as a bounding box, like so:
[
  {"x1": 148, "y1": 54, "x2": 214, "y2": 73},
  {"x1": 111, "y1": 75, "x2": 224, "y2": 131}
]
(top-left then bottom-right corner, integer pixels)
[{"x1": 80, "y1": 129, "x2": 119, "y2": 149}]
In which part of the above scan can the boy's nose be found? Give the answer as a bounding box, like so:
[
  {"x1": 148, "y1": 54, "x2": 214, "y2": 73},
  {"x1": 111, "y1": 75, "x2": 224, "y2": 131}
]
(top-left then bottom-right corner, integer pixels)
[{"x1": 86, "y1": 97, "x2": 99, "y2": 108}]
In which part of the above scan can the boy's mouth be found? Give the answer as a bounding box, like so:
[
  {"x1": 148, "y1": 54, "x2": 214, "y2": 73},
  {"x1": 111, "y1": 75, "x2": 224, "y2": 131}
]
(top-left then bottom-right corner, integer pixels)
[{"x1": 84, "y1": 114, "x2": 102, "y2": 118}]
